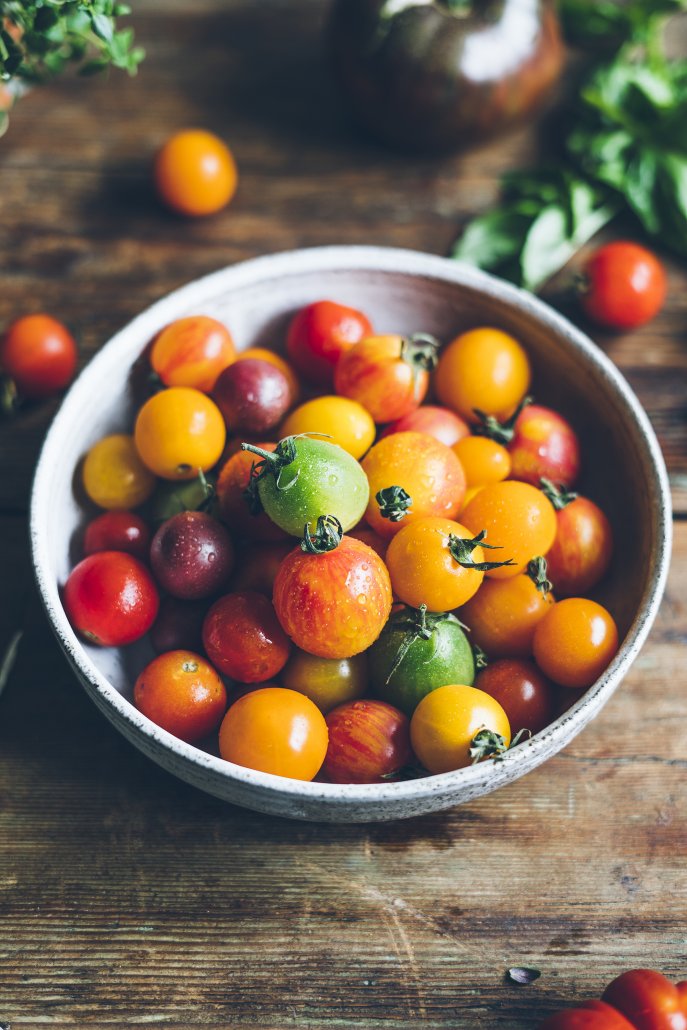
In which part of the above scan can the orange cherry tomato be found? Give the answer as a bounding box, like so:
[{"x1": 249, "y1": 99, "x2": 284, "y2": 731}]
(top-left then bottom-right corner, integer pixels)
[
  {"x1": 154, "y1": 129, "x2": 238, "y2": 216},
  {"x1": 280, "y1": 395, "x2": 375, "y2": 460},
  {"x1": 410, "y1": 683, "x2": 511, "y2": 774},
  {"x1": 273, "y1": 536, "x2": 392, "y2": 659},
  {"x1": 361, "y1": 431, "x2": 466, "y2": 540},
  {"x1": 452, "y1": 435, "x2": 512, "y2": 488},
  {"x1": 280, "y1": 649, "x2": 368, "y2": 713},
  {"x1": 434, "y1": 327, "x2": 531, "y2": 423},
  {"x1": 533, "y1": 598, "x2": 619, "y2": 689},
  {"x1": 134, "y1": 387, "x2": 226, "y2": 480},
  {"x1": 218, "y1": 687, "x2": 328, "y2": 780},
  {"x1": 134, "y1": 650, "x2": 227, "y2": 744},
  {"x1": 150, "y1": 315, "x2": 236, "y2": 393},
  {"x1": 461, "y1": 480, "x2": 557, "y2": 579},
  {"x1": 458, "y1": 559, "x2": 554, "y2": 658},
  {"x1": 0, "y1": 313, "x2": 77, "y2": 398},
  {"x1": 385, "y1": 516, "x2": 496, "y2": 611},
  {"x1": 216, "y1": 442, "x2": 286, "y2": 542},
  {"x1": 82, "y1": 433, "x2": 156, "y2": 510},
  {"x1": 234, "y1": 347, "x2": 300, "y2": 403},
  {"x1": 335, "y1": 334, "x2": 436, "y2": 423},
  {"x1": 545, "y1": 493, "x2": 613, "y2": 597}
]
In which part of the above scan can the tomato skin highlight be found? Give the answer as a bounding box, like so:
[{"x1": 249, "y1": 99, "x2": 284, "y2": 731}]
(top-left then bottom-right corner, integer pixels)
[
  {"x1": 286, "y1": 300, "x2": 373, "y2": 386},
  {"x1": 582, "y1": 242, "x2": 667, "y2": 330},
  {"x1": 151, "y1": 315, "x2": 236, "y2": 393},
  {"x1": 508, "y1": 404, "x2": 581, "y2": 488},
  {"x1": 323, "y1": 699, "x2": 412, "y2": 783},
  {"x1": 218, "y1": 686, "x2": 328, "y2": 780},
  {"x1": 335, "y1": 334, "x2": 431, "y2": 423},
  {"x1": 273, "y1": 536, "x2": 393, "y2": 659},
  {"x1": 602, "y1": 969, "x2": 687, "y2": 1030},
  {"x1": 538, "y1": 1000, "x2": 637, "y2": 1030},
  {"x1": 203, "y1": 591, "x2": 291, "y2": 683},
  {"x1": 134, "y1": 650, "x2": 227, "y2": 743},
  {"x1": 64, "y1": 551, "x2": 159, "y2": 646},
  {"x1": 545, "y1": 496, "x2": 613, "y2": 597},
  {"x1": 154, "y1": 129, "x2": 238, "y2": 217},
  {"x1": 83, "y1": 511, "x2": 151, "y2": 563},
  {"x1": 0, "y1": 314, "x2": 77, "y2": 398}
]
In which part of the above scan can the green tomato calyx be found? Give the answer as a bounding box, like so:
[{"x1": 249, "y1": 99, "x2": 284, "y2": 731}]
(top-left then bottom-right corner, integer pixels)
[
  {"x1": 448, "y1": 529, "x2": 516, "y2": 572},
  {"x1": 301, "y1": 515, "x2": 343, "y2": 554},
  {"x1": 527, "y1": 556, "x2": 553, "y2": 595},
  {"x1": 400, "y1": 333, "x2": 441, "y2": 373},
  {"x1": 242, "y1": 437, "x2": 300, "y2": 493},
  {"x1": 469, "y1": 726, "x2": 531, "y2": 764},
  {"x1": 472, "y1": 644, "x2": 489, "y2": 670},
  {"x1": 381, "y1": 605, "x2": 465, "y2": 686},
  {"x1": 540, "y1": 477, "x2": 578, "y2": 510},
  {"x1": 472, "y1": 396, "x2": 532, "y2": 445},
  {"x1": 376, "y1": 485, "x2": 412, "y2": 522}
]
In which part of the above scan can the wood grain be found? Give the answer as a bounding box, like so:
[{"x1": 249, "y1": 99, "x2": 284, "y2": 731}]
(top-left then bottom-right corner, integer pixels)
[{"x1": 0, "y1": 1, "x2": 686, "y2": 1027}]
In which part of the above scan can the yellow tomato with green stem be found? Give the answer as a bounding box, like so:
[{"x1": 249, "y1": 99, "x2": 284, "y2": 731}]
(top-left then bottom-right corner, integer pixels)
[{"x1": 410, "y1": 684, "x2": 511, "y2": 774}]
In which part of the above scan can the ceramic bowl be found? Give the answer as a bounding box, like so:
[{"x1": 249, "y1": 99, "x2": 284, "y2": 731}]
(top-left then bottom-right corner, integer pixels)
[{"x1": 30, "y1": 246, "x2": 672, "y2": 822}]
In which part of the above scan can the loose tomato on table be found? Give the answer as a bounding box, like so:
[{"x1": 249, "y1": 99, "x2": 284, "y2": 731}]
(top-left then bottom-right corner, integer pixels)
[
  {"x1": 602, "y1": 969, "x2": 687, "y2": 1030},
  {"x1": 410, "y1": 683, "x2": 511, "y2": 774},
  {"x1": 63, "y1": 551, "x2": 159, "y2": 646},
  {"x1": 154, "y1": 129, "x2": 238, "y2": 217},
  {"x1": 280, "y1": 649, "x2": 368, "y2": 713},
  {"x1": 203, "y1": 590, "x2": 291, "y2": 682},
  {"x1": 150, "y1": 510, "x2": 235, "y2": 600},
  {"x1": 322, "y1": 699, "x2": 412, "y2": 783},
  {"x1": 83, "y1": 510, "x2": 151, "y2": 563},
  {"x1": 581, "y1": 242, "x2": 667, "y2": 330},
  {"x1": 369, "y1": 606, "x2": 475, "y2": 716},
  {"x1": 461, "y1": 480, "x2": 557, "y2": 579},
  {"x1": 543, "y1": 483, "x2": 614, "y2": 597},
  {"x1": 434, "y1": 327, "x2": 531, "y2": 423},
  {"x1": 134, "y1": 386, "x2": 226, "y2": 480},
  {"x1": 218, "y1": 686, "x2": 328, "y2": 780},
  {"x1": 458, "y1": 556, "x2": 554, "y2": 657},
  {"x1": 280, "y1": 395, "x2": 375, "y2": 460},
  {"x1": 380, "y1": 405, "x2": 470, "y2": 447},
  {"x1": 83, "y1": 433, "x2": 156, "y2": 510},
  {"x1": 361, "y1": 431, "x2": 466, "y2": 539},
  {"x1": 335, "y1": 333, "x2": 439, "y2": 423},
  {"x1": 286, "y1": 299, "x2": 373, "y2": 386},
  {"x1": 533, "y1": 597, "x2": 619, "y2": 689},
  {"x1": 0, "y1": 313, "x2": 77, "y2": 400},
  {"x1": 134, "y1": 650, "x2": 227, "y2": 744},
  {"x1": 150, "y1": 315, "x2": 236, "y2": 393},
  {"x1": 474, "y1": 658, "x2": 555, "y2": 736},
  {"x1": 272, "y1": 521, "x2": 392, "y2": 659},
  {"x1": 385, "y1": 516, "x2": 513, "y2": 612},
  {"x1": 538, "y1": 1000, "x2": 637, "y2": 1030},
  {"x1": 476, "y1": 401, "x2": 581, "y2": 488}
]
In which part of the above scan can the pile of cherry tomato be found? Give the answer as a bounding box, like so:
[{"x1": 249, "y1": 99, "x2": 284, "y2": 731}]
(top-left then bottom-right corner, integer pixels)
[
  {"x1": 537, "y1": 968, "x2": 686, "y2": 1029},
  {"x1": 62, "y1": 297, "x2": 620, "y2": 784}
]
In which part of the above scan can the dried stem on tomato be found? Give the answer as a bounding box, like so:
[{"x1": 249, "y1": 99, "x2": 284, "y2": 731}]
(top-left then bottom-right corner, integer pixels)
[{"x1": 448, "y1": 529, "x2": 516, "y2": 572}]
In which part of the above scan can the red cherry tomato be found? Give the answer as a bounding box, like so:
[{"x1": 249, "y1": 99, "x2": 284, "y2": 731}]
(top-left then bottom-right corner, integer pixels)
[
  {"x1": 380, "y1": 405, "x2": 470, "y2": 448},
  {"x1": 83, "y1": 511, "x2": 151, "y2": 563},
  {"x1": 1, "y1": 314, "x2": 77, "y2": 399},
  {"x1": 509, "y1": 404, "x2": 581, "y2": 488},
  {"x1": 538, "y1": 1000, "x2": 637, "y2": 1030},
  {"x1": 273, "y1": 536, "x2": 393, "y2": 659},
  {"x1": 286, "y1": 300, "x2": 373, "y2": 386},
  {"x1": 63, "y1": 551, "x2": 159, "y2": 646},
  {"x1": 322, "y1": 700, "x2": 412, "y2": 783},
  {"x1": 602, "y1": 969, "x2": 687, "y2": 1030},
  {"x1": 582, "y1": 241, "x2": 667, "y2": 330},
  {"x1": 474, "y1": 658, "x2": 555, "y2": 736},
  {"x1": 134, "y1": 650, "x2": 227, "y2": 743},
  {"x1": 203, "y1": 591, "x2": 292, "y2": 682},
  {"x1": 545, "y1": 492, "x2": 614, "y2": 597},
  {"x1": 335, "y1": 334, "x2": 437, "y2": 423}
]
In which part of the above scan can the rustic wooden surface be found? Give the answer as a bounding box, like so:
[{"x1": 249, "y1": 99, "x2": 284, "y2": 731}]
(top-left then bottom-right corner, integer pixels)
[{"x1": 0, "y1": 2, "x2": 686, "y2": 1027}]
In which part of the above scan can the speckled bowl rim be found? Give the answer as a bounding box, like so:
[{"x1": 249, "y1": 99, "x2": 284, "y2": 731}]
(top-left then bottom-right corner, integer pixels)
[{"x1": 30, "y1": 246, "x2": 673, "y2": 816}]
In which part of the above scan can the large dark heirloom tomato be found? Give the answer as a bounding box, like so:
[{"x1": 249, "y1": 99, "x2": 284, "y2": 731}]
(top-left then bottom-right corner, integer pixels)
[{"x1": 327, "y1": 0, "x2": 564, "y2": 153}]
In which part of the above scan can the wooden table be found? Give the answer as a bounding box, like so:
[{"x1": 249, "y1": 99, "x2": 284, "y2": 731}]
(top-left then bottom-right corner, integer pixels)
[{"x1": 1, "y1": 2, "x2": 685, "y2": 1026}]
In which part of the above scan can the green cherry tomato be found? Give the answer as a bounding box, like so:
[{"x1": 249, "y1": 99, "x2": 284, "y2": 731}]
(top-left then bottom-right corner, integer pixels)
[
  {"x1": 369, "y1": 606, "x2": 475, "y2": 716},
  {"x1": 244, "y1": 436, "x2": 369, "y2": 536}
]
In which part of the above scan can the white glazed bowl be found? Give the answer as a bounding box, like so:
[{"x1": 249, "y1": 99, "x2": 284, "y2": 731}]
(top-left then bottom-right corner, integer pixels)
[{"x1": 30, "y1": 246, "x2": 672, "y2": 822}]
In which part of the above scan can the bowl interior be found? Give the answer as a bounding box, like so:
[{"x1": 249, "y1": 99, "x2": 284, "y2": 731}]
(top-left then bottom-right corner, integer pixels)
[{"x1": 30, "y1": 247, "x2": 669, "y2": 819}]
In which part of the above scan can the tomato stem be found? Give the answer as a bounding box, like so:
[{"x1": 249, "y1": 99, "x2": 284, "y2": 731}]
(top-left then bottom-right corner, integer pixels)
[
  {"x1": 242, "y1": 437, "x2": 300, "y2": 492},
  {"x1": 469, "y1": 726, "x2": 531, "y2": 764},
  {"x1": 0, "y1": 375, "x2": 20, "y2": 418},
  {"x1": 473, "y1": 396, "x2": 532, "y2": 445},
  {"x1": 376, "y1": 485, "x2": 412, "y2": 522},
  {"x1": 400, "y1": 333, "x2": 441, "y2": 373},
  {"x1": 472, "y1": 644, "x2": 489, "y2": 670},
  {"x1": 301, "y1": 514, "x2": 343, "y2": 554},
  {"x1": 540, "y1": 477, "x2": 578, "y2": 510},
  {"x1": 448, "y1": 529, "x2": 516, "y2": 572},
  {"x1": 526, "y1": 556, "x2": 553, "y2": 595}
]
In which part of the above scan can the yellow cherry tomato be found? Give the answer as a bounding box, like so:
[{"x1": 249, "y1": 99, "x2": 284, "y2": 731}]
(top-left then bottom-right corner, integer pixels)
[
  {"x1": 384, "y1": 516, "x2": 490, "y2": 611},
  {"x1": 280, "y1": 395, "x2": 375, "y2": 460},
  {"x1": 533, "y1": 598, "x2": 619, "y2": 689},
  {"x1": 435, "y1": 328, "x2": 531, "y2": 423},
  {"x1": 82, "y1": 433, "x2": 156, "y2": 510},
  {"x1": 452, "y1": 435, "x2": 512, "y2": 488},
  {"x1": 154, "y1": 129, "x2": 238, "y2": 217},
  {"x1": 410, "y1": 684, "x2": 511, "y2": 773},
  {"x1": 461, "y1": 480, "x2": 557, "y2": 580},
  {"x1": 134, "y1": 387, "x2": 226, "y2": 480},
  {"x1": 280, "y1": 649, "x2": 368, "y2": 712}
]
